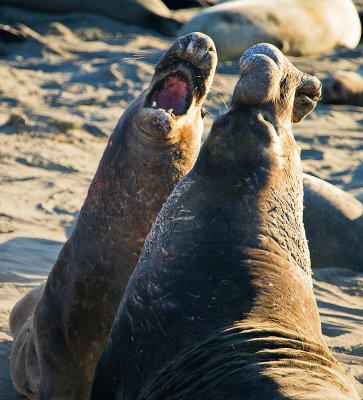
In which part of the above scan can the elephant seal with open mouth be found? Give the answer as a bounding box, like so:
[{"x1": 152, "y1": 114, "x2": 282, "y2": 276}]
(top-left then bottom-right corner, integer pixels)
[{"x1": 9, "y1": 32, "x2": 217, "y2": 400}]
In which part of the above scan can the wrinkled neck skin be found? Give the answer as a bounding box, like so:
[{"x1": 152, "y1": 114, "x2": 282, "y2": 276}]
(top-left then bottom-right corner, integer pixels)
[
  {"x1": 195, "y1": 106, "x2": 318, "y2": 337},
  {"x1": 136, "y1": 108, "x2": 350, "y2": 399},
  {"x1": 206, "y1": 107, "x2": 308, "y2": 258},
  {"x1": 71, "y1": 92, "x2": 202, "y2": 271},
  {"x1": 105, "y1": 45, "x2": 358, "y2": 400},
  {"x1": 117, "y1": 106, "x2": 353, "y2": 400}
]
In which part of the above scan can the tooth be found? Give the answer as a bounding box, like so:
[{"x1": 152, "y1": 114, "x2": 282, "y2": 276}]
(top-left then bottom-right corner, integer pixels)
[
  {"x1": 152, "y1": 101, "x2": 157, "y2": 107},
  {"x1": 167, "y1": 109, "x2": 173, "y2": 114}
]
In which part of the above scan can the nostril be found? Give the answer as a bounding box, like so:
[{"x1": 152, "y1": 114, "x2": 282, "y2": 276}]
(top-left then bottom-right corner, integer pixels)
[
  {"x1": 185, "y1": 34, "x2": 193, "y2": 45},
  {"x1": 184, "y1": 33, "x2": 216, "y2": 54},
  {"x1": 206, "y1": 41, "x2": 216, "y2": 53},
  {"x1": 297, "y1": 75, "x2": 322, "y2": 101},
  {"x1": 280, "y1": 77, "x2": 288, "y2": 91},
  {"x1": 178, "y1": 35, "x2": 192, "y2": 52}
]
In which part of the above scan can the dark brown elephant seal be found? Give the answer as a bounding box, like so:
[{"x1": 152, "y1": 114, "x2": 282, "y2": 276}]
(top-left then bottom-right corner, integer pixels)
[
  {"x1": 321, "y1": 71, "x2": 363, "y2": 107},
  {"x1": 91, "y1": 43, "x2": 359, "y2": 400},
  {"x1": 303, "y1": 173, "x2": 363, "y2": 270},
  {"x1": 9, "y1": 32, "x2": 217, "y2": 400},
  {"x1": 0, "y1": 0, "x2": 183, "y2": 36}
]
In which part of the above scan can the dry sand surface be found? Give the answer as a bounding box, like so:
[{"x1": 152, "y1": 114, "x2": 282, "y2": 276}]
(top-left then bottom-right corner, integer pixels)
[{"x1": 0, "y1": 4, "x2": 362, "y2": 399}]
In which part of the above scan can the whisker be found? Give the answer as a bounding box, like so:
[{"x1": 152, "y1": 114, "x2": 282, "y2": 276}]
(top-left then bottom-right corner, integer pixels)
[
  {"x1": 210, "y1": 88, "x2": 229, "y2": 109},
  {"x1": 125, "y1": 49, "x2": 166, "y2": 65},
  {"x1": 203, "y1": 107, "x2": 214, "y2": 116}
]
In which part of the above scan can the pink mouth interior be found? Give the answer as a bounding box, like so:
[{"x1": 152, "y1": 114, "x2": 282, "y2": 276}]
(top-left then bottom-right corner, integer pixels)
[{"x1": 151, "y1": 76, "x2": 189, "y2": 116}]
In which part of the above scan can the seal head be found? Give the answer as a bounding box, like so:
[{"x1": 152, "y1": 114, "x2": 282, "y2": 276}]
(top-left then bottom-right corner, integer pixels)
[{"x1": 137, "y1": 32, "x2": 216, "y2": 143}]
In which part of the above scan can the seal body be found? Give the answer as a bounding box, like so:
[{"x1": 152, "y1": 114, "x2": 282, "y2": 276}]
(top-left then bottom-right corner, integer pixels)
[
  {"x1": 9, "y1": 32, "x2": 217, "y2": 400},
  {"x1": 1, "y1": 0, "x2": 183, "y2": 36},
  {"x1": 303, "y1": 173, "x2": 363, "y2": 270},
  {"x1": 180, "y1": 0, "x2": 361, "y2": 61},
  {"x1": 322, "y1": 71, "x2": 363, "y2": 106},
  {"x1": 91, "y1": 44, "x2": 359, "y2": 400}
]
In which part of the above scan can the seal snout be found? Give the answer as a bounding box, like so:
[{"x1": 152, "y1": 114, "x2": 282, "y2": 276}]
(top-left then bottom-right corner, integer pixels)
[
  {"x1": 293, "y1": 74, "x2": 321, "y2": 123},
  {"x1": 232, "y1": 43, "x2": 284, "y2": 108},
  {"x1": 143, "y1": 32, "x2": 217, "y2": 122},
  {"x1": 138, "y1": 33, "x2": 217, "y2": 141},
  {"x1": 175, "y1": 32, "x2": 217, "y2": 71},
  {"x1": 232, "y1": 43, "x2": 321, "y2": 124}
]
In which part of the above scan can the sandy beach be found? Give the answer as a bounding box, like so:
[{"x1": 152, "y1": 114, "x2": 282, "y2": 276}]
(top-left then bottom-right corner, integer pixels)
[{"x1": 0, "y1": 4, "x2": 362, "y2": 399}]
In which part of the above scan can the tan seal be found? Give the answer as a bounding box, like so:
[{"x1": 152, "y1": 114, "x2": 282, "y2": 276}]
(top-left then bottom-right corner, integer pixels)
[
  {"x1": 322, "y1": 70, "x2": 363, "y2": 106},
  {"x1": 181, "y1": 0, "x2": 361, "y2": 61},
  {"x1": 9, "y1": 32, "x2": 217, "y2": 400},
  {"x1": 303, "y1": 173, "x2": 363, "y2": 270},
  {"x1": 91, "y1": 43, "x2": 359, "y2": 400}
]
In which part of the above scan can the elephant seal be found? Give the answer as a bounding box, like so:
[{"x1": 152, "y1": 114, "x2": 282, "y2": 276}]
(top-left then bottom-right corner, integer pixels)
[
  {"x1": 0, "y1": 0, "x2": 183, "y2": 36},
  {"x1": 321, "y1": 71, "x2": 363, "y2": 107},
  {"x1": 9, "y1": 32, "x2": 217, "y2": 400},
  {"x1": 180, "y1": 0, "x2": 361, "y2": 61},
  {"x1": 303, "y1": 173, "x2": 363, "y2": 270},
  {"x1": 91, "y1": 44, "x2": 359, "y2": 400}
]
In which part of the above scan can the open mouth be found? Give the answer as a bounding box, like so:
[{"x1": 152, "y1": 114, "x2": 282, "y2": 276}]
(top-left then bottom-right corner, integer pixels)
[
  {"x1": 145, "y1": 64, "x2": 201, "y2": 116},
  {"x1": 150, "y1": 74, "x2": 190, "y2": 116}
]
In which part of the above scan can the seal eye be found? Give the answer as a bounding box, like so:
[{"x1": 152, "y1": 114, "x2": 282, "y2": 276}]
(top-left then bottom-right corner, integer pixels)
[{"x1": 201, "y1": 106, "x2": 206, "y2": 119}]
